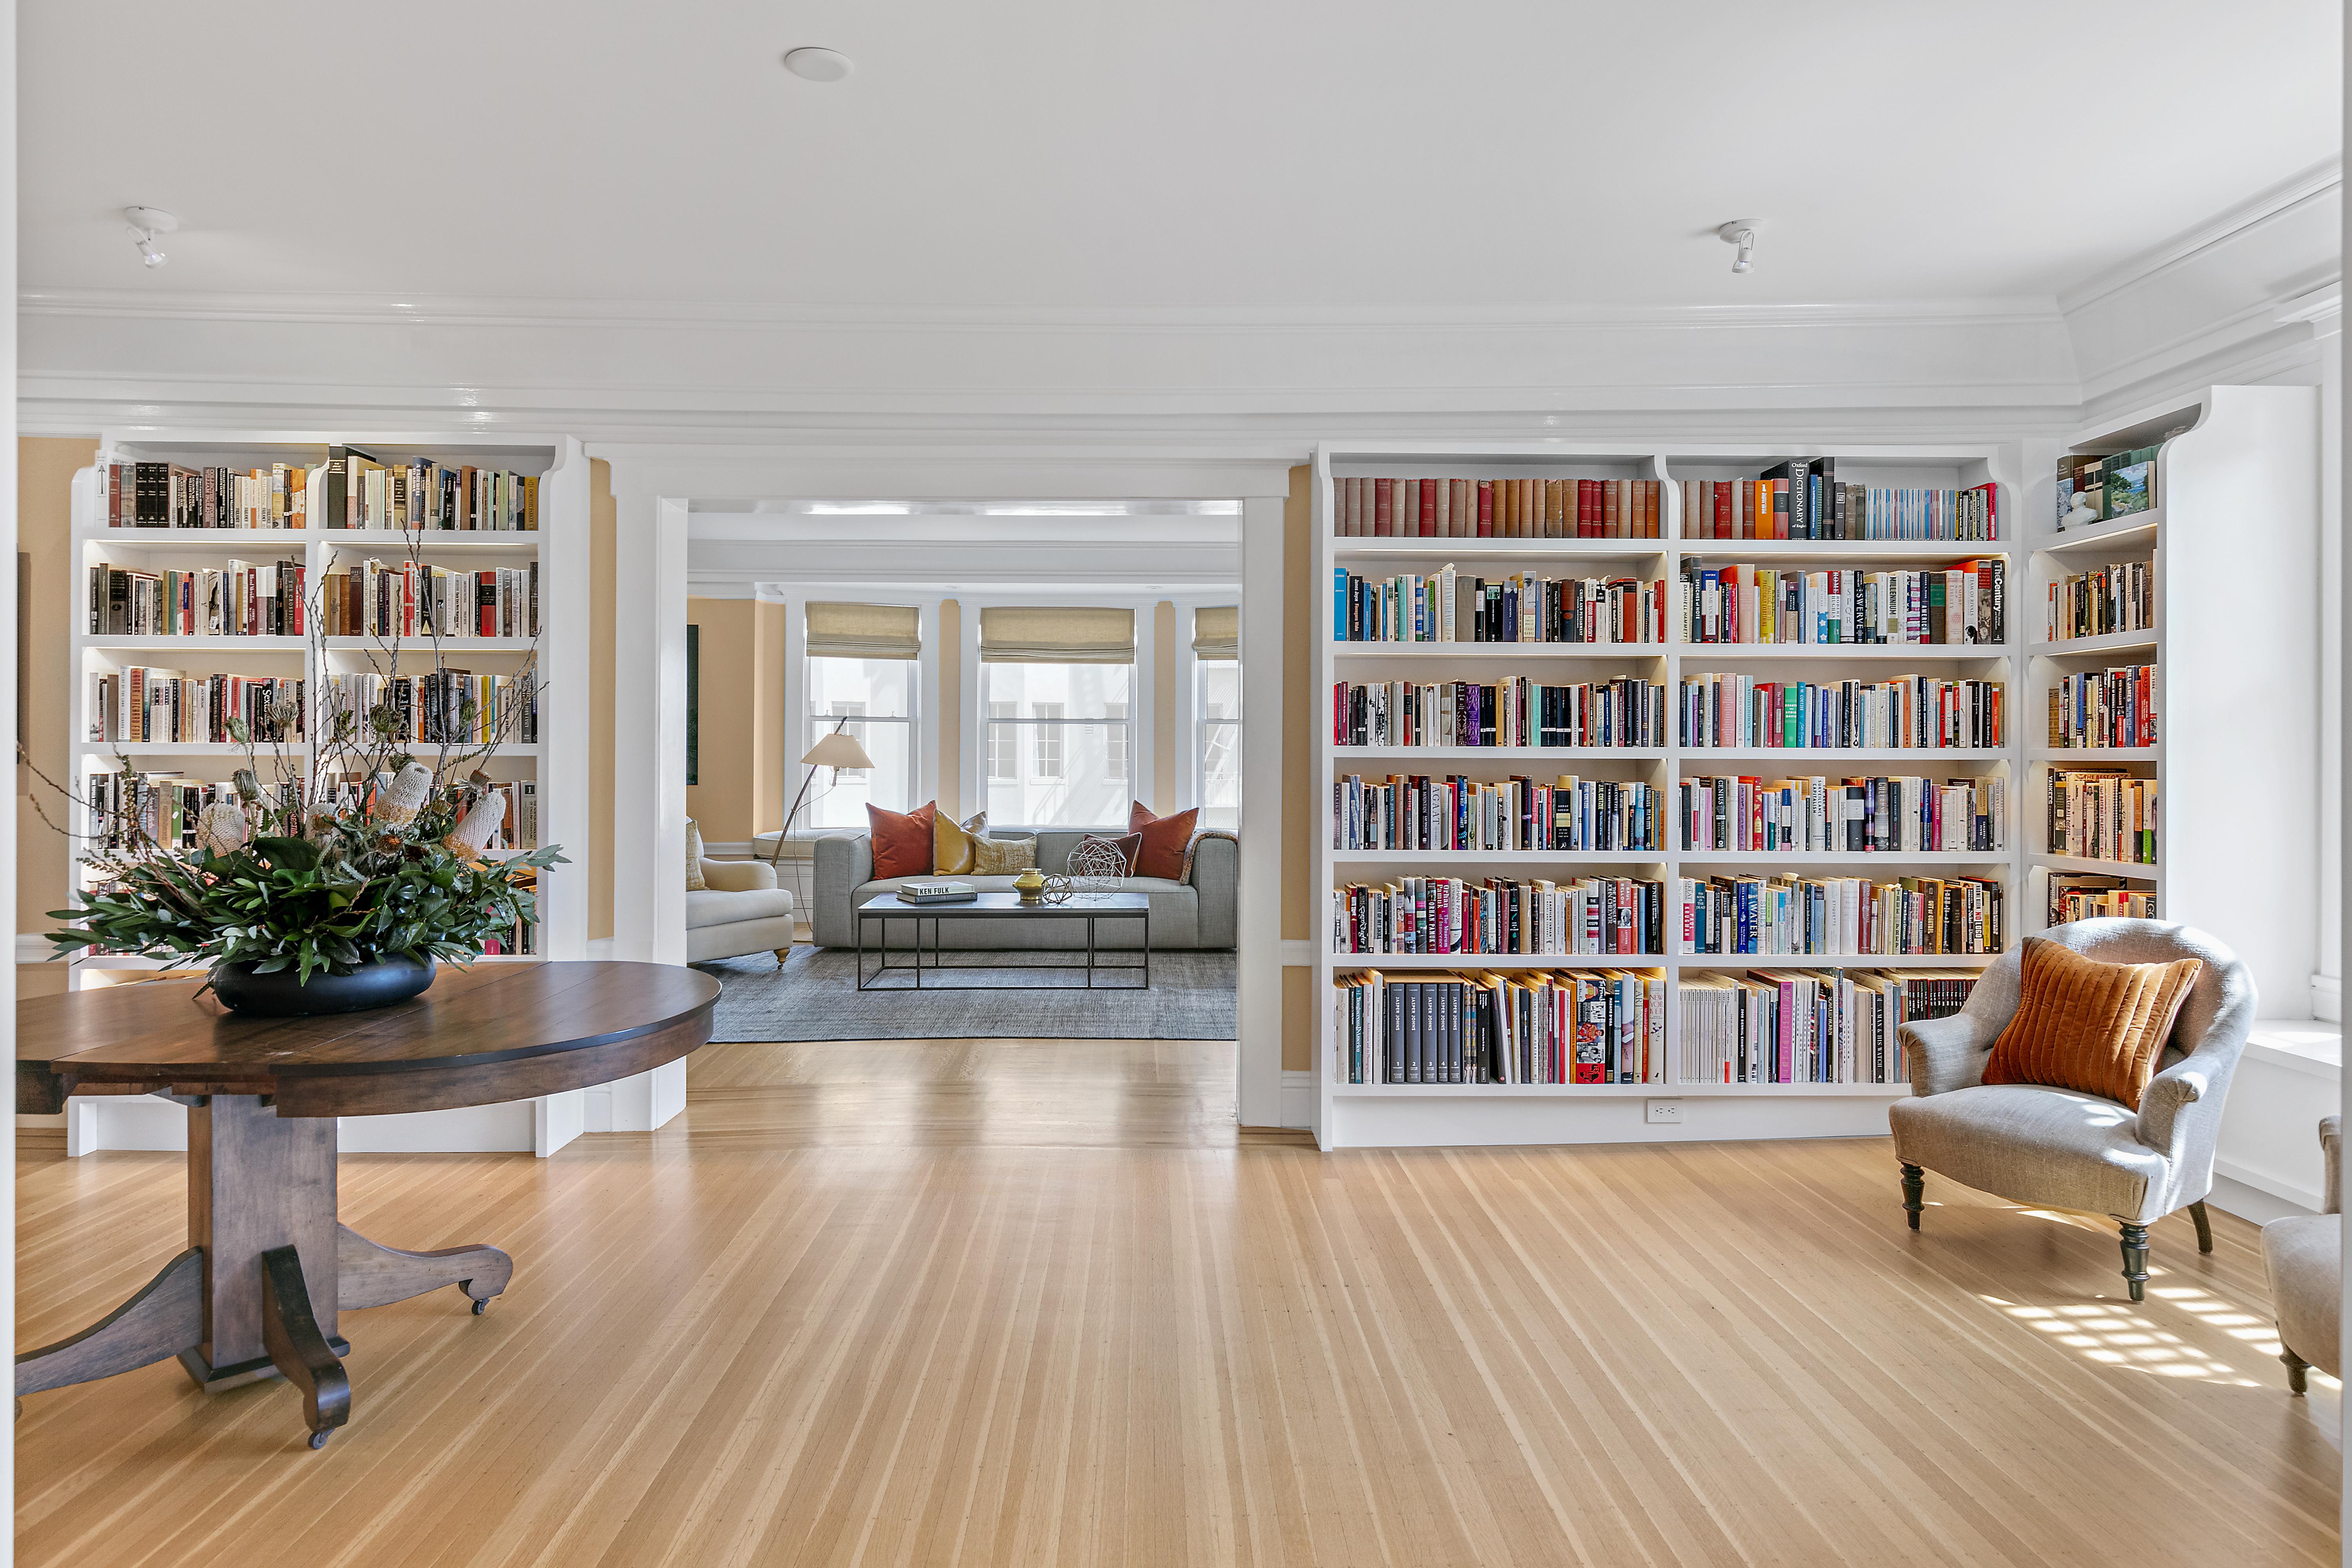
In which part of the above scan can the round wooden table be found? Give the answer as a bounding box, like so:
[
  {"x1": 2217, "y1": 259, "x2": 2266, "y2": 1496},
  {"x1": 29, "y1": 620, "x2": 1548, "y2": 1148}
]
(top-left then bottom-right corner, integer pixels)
[{"x1": 13, "y1": 960, "x2": 720, "y2": 1449}]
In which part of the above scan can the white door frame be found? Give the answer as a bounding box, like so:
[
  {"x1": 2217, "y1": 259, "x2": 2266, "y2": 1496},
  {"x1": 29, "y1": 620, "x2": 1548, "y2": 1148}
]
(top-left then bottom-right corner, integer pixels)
[{"x1": 605, "y1": 448, "x2": 1292, "y2": 1129}]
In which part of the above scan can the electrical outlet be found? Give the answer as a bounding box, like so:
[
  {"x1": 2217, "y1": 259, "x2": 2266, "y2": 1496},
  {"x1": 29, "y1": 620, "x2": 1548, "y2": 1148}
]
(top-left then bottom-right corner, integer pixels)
[{"x1": 1645, "y1": 1099, "x2": 1685, "y2": 1125}]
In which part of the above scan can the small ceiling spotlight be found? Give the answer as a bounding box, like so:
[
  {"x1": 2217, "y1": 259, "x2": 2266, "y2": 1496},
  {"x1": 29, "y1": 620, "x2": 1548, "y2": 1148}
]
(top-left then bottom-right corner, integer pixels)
[
  {"x1": 781, "y1": 47, "x2": 853, "y2": 82},
  {"x1": 125, "y1": 206, "x2": 178, "y2": 268},
  {"x1": 1717, "y1": 219, "x2": 1761, "y2": 275}
]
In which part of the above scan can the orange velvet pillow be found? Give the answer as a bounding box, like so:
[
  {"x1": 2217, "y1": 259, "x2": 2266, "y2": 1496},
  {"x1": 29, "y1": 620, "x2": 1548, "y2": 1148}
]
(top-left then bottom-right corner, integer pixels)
[
  {"x1": 1127, "y1": 802, "x2": 1200, "y2": 881},
  {"x1": 868, "y1": 800, "x2": 937, "y2": 880},
  {"x1": 1981, "y1": 937, "x2": 2204, "y2": 1110}
]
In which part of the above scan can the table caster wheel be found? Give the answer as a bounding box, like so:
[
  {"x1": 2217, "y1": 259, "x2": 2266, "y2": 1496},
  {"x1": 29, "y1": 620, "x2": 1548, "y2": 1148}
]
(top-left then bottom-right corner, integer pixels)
[
  {"x1": 308, "y1": 1429, "x2": 332, "y2": 1451},
  {"x1": 472, "y1": 1297, "x2": 487, "y2": 1316}
]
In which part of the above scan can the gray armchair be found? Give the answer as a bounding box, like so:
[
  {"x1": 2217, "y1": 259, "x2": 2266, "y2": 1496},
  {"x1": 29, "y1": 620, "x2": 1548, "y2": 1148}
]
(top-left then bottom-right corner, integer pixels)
[
  {"x1": 1888, "y1": 918, "x2": 2256, "y2": 1301},
  {"x1": 2261, "y1": 1116, "x2": 2340, "y2": 1393}
]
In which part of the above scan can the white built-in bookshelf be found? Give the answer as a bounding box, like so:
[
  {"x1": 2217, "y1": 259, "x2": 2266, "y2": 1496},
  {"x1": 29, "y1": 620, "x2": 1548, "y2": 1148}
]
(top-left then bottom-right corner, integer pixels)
[
  {"x1": 55, "y1": 432, "x2": 592, "y2": 1152},
  {"x1": 2022, "y1": 386, "x2": 2319, "y2": 1016},
  {"x1": 1314, "y1": 441, "x2": 2022, "y2": 1150},
  {"x1": 1312, "y1": 401, "x2": 2317, "y2": 1149}
]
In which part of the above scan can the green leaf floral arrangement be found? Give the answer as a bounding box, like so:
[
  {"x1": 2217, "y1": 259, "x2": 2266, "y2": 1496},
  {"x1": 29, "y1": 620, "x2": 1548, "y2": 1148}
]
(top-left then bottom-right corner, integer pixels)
[{"x1": 49, "y1": 783, "x2": 563, "y2": 986}]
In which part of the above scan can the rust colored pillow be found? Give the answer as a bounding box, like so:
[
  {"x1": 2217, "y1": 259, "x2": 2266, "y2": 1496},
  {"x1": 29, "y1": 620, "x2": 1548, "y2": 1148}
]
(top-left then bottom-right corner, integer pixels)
[
  {"x1": 1074, "y1": 832, "x2": 1144, "y2": 876},
  {"x1": 1981, "y1": 938, "x2": 2204, "y2": 1110},
  {"x1": 867, "y1": 800, "x2": 937, "y2": 880},
  {"x1": 1127, "y1": 802, "x2": 1200, "y2": 881}
]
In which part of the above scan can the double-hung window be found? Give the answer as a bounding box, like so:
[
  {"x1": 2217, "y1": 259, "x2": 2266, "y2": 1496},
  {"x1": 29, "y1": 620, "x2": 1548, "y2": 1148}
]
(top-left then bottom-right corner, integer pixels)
[
  {"x1": 1194, "y1": 605, "x2": 1239, "y2": 831},
  {"x1": 979, "y1": 605, "x2": 1136, "y2": 828},
  {"x1": 804, "y1": 602, "x2": 920, "y2": 831}
]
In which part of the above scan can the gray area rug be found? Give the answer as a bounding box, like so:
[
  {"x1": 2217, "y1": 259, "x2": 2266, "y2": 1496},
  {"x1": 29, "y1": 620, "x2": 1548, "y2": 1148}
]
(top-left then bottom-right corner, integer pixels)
[{"x1": 699, "y1": 945, "x2": 1238, "y2": 1042}]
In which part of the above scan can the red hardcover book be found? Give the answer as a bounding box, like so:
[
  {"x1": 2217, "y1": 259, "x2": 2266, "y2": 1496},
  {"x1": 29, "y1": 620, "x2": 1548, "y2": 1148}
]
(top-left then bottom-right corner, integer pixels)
[
  {"x1": 1576, "y1": 479, "x2": 1594, "y2": 538},
  {"x1": 1710, "y1": 480, "x2": 1728, "y2": 539},
  {"x1": 1420, "y1": 477, "x2": 1437, "y2": 537},
  {"x1": 1476, "y1": 480, "x2": 1493, "y2": 537}
]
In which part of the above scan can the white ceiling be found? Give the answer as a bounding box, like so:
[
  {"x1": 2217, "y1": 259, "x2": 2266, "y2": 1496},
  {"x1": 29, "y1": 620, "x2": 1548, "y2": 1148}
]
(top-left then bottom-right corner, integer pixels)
[{"x1": 22, "y1": 0, "x2": 2341, "y2": 313}]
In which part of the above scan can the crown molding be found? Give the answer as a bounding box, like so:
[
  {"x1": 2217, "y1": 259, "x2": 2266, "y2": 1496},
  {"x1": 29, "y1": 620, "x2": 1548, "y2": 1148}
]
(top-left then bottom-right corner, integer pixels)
[
  {"x1": 16, "y1": 287, "x2": 2063, "y2": 335},
  {"x1": 2057, "y1": 157, "x2": 2343, "y2": 316}
]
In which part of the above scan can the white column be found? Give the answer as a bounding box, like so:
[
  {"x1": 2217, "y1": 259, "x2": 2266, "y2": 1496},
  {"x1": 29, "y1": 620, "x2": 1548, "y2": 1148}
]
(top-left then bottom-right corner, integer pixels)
[
  {"x1": 611, "y1": 493, "x2": 691, "y2": 967},
  {"x1": 538, "y1": 437, "x2": 592, "y2": 960},
  {"x1": 1236, "y1": 496, "x2": 1285, "y2": 1128},
  {"x1": 917, "y1": 598, "x2": 942, "y2": 808}
]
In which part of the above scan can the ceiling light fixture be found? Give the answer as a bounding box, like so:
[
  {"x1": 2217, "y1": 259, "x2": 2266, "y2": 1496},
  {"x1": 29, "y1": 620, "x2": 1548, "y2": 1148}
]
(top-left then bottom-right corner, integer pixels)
[
  {"x1": 1717, "y1": 219, "x2": 1760, "y2": 275},
  {"x1": 781, "y1": 47, "x2": 853, "y2": 82},
  {"x1": 124, "y1": 206, "x2": 177, "y2": 268}
]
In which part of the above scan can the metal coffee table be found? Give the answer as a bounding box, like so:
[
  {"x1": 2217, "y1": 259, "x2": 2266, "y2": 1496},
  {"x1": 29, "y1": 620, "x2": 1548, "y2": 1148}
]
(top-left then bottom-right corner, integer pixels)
[{"x1": 855, "y1": 891, "x2": 1151, "y2": 990}]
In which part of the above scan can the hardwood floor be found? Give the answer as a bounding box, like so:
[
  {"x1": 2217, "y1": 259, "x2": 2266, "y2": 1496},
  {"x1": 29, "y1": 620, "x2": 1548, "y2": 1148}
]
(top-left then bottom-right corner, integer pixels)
[{"x1": 16, "y1": 1037, "x2": 2341, "y2": 1567}]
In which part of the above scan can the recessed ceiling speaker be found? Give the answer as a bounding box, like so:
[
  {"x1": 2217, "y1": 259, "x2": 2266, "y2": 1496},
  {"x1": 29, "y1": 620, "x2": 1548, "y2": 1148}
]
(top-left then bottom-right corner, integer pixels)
[{"x1": 782, "y1": 47, "x2": 854, "y2": 82}]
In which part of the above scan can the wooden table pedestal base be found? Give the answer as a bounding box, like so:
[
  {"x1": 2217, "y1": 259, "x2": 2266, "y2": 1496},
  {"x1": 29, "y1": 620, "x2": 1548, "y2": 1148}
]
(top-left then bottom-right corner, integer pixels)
[{"x1": 13, "y1": 1095, "x2": 512, "y2": 1449}]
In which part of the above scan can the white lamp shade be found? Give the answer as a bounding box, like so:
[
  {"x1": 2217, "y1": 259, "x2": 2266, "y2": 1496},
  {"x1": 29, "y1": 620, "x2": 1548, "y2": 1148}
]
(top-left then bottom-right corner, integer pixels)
[{"x1": 802, "y1": 731, "x2": 875, "y2": 770}]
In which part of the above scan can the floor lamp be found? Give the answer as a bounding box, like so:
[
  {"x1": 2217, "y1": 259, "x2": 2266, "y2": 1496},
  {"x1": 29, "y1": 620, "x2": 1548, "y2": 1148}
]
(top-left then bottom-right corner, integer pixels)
[{"x1": 767, "y1": 719, "x2": 876, "y2": 871}]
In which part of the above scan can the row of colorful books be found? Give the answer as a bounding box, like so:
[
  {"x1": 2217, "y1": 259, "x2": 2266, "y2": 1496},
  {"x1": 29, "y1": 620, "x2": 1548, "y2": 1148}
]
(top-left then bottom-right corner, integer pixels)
[
  {"x1": 2046, "y1": 876, "x2": 2155, "y2": 925},
  {"x1": 2047, "y1": 666, "x2": 2157, "y2": 750},
  {"x1": 1333, "y1": 567, "x2": 1665, "y2": 644},
  {"x1": 1333, "y1": 774, "x2": 1662, "y2": 853},
  {"x1": 1332, "y1": 876, "x2": 1664, "y2": 957},
  {"x1": 1333, "y1": 678, "x2": 1668, "y2": 749},
  {"x1": 2056, "y1": 448, "x2": 2157, "y2": 526},
  {"x1": 89, "y1": 560, "x2": 305, "y2": 638},
  {"x1": 1333, "y1": 477, "x2": 1664, "y2": 539},
  {"x1": 2044, "y1": 559, "x2": 2154, "y2": 643},
  {"x1": 322, "y1": 561, "x2": 540, "y2": 641},
  {"x1": 1678, "y1": 970, "x2": 1975, "y2": 1085},
  {"x1": 88, "y1": 670, "x2": 303, "y2": 745},
  {"x1": 1679, "y1": 674, "x2": 2007, "y2": 751},
  {"x1": 1333, "y1": 969, "x2": 1669, "y2": 1085},
  {"x1": 1681, "y1": 773, "x2": 2005, "y2": 854},
  {"x1": 1678, "y1": 873, "x2": 2004, "y2": 956},
  {"x1": 1677, "y1": 465, "x2": 2001, "y2": 541},
  {"x1": 2045, "y1": 769, "x2": 2156, "y2": 864},
  {"x1": 101, "y1": 452, "x2": 541, "y2": 531},
  {"x1": 1678, "y1": 560, "x2": 2005, "y2": 645},
  {"x1": 318, "y1": 671, "x2": 539, "y2": 748}
]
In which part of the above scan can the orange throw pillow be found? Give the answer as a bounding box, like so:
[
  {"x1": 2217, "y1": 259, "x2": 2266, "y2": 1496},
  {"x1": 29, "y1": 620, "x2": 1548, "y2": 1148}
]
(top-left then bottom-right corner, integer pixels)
[
  {"x1": 1127, "y1": 802, "x2": 1200, "y2": 881},
  {"x1": 1981, "y1": 938, "x2": 2204, "y2": 1109},
  {"x1": 867, "y1": 801, "x2": 937, "y2": 880}
]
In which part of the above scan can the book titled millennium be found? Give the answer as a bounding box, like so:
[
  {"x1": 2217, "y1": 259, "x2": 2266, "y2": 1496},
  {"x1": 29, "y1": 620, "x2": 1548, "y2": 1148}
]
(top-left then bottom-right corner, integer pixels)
[{"x1": 896, "y1": 881, "x2": 978, "y2": 905}]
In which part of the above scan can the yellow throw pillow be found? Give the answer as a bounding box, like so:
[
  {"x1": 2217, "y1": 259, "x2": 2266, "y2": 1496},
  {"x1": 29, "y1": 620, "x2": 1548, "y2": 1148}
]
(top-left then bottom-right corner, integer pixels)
[
  {"x1": 933, "y1": 811, "x2": 975, "y2": 875},
  {"x1": 1981, "y1": 938, "x2": 2203, "y2": 1110},
  {"x1": 972, "y1": 835, "x2": 1037, "y2": 875},
  {"x1": 685, "y1": 818, "x2": 706, "y2": 891}
]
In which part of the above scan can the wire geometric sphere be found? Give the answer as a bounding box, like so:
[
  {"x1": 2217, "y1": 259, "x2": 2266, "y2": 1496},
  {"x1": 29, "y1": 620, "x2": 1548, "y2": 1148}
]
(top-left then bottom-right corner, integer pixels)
[{"x1": 1063, "y1": 837, "x2": 1131, "y2": 897}]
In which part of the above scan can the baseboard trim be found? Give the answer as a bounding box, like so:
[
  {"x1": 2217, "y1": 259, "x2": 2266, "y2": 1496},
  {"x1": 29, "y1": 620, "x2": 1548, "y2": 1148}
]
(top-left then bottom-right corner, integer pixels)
[
  {"x1": 1281, "y1": 1069, "x2": 1315, "y2": 1130},
  {"x1": 2207, "y1": 1171, "x2": 2320, "y2": 1225},
  {"x1": 2211, "y1": 1156, "x2": 2323, "y2": 1217}
]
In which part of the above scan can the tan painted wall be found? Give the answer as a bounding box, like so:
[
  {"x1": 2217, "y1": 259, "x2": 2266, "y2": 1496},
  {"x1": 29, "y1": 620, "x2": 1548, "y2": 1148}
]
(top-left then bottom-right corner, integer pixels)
[
  {"x1": 937, "y1": 598, "x2": 962, "y2": 817},
  {"x1": 588, "y1": 460, "x2": 617, "y2": 941},
  {"x1": 685, "y1": 599, "x2": 761, "y2": 843},
  {"x1": 1282, "y1": 464, "x2": 1313, "y2": 1071},
  {"x1": 751, "y1": 599, "x2": 786, "y2": 835},
  {"x1": 18, "y1": 439, "x2": 97, "y2": 936}
]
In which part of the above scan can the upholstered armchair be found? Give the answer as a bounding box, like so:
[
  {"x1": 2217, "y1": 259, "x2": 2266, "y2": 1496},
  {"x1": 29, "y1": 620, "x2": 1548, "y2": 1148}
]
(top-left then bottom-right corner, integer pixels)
[
  {"x1": 1888, "y1": 919, "x2": 2256, "y2": 1301},
  {"x1": 2261, "y1": 1116, "x2": 2341, "y2": 1393}
]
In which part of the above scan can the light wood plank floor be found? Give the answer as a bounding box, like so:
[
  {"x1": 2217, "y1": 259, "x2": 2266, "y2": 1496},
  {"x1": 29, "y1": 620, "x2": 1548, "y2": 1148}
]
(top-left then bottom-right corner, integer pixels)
[{"x1": 16, "y1": 1038, "x2": 2341, "y2": 1567}]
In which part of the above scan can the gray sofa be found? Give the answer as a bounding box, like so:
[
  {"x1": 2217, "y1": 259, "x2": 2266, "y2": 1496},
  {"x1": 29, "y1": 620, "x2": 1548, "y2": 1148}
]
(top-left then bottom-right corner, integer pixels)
[{"x1": 811, "y1": 830, "x2": 1236, "y2": 949}]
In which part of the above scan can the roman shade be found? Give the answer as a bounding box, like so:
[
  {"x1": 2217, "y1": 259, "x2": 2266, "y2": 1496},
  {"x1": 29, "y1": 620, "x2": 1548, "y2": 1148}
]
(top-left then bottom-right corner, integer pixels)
[
  {"x1": 980, "y1": 605, "x2": 1135, "y2": 664},
  {"x1": 806, "y1": 601, "x2": 920, "y2": 660},
  {"x1": 1192, "y1": 605, "x2": 1239, "y2": 660}
]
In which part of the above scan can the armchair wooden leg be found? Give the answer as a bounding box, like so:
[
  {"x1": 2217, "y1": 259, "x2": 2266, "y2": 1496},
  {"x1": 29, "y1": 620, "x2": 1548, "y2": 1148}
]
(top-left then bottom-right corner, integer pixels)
[
  {"x1": 2187, "y1": 1200, "x2": 2213, "y2": 1254},
  {"x1": 2118, "y1": 1222, "x2": 2151, "y2": 1302},
  {"x1": 773, "y1": 947, "x2": 791, "y2": 968},
  {"x1": 2282, "y1": 1347, "x2": 2311, "y2": 1395},
  {"x1": 1899, "y1": 1163, "x2": 1924, "y2": 1231}
]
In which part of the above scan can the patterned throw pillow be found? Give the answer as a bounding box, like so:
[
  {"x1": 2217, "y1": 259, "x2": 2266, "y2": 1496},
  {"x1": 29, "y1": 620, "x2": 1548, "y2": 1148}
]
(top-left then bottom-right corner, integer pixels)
[
  {"x1": 1073, "y1": 831, "x2": 1144, "y2": 876},
  {"x1": 685, "y1": 818, "x2": 707, "y2": 891},
  {"x1": 971, "y1": 835, "x2": 1037, "y2": 875}
]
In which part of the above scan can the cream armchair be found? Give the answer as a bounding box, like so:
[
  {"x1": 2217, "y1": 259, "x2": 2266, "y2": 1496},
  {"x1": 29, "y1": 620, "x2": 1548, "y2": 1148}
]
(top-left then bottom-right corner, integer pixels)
[
  {"x1": 2262, "y1": 1116, "x2": 2341, "y2": 1393},
  {"x1": 1888, "y1": 918, "x2": 2255, "y2": 1301},
  {"x1": 687, "y1": 857, "x2": 797, "y2": 967}
]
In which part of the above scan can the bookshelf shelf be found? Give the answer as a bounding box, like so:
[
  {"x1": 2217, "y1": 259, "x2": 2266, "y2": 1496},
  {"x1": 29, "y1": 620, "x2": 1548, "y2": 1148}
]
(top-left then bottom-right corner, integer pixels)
[
  {"x1": 1332, "y1": 643, "x2": 1662, "y2": 660},
  {"x1": 2033, "y1": 512, "x2": 2162, "y2": 557},
  {"x1": 2028, "y1": 746, "x2": 2157, "y2": 763},
  {"x1": 79, "y1": 526, "x2": 312, "y2": 546},
  {"x1": 2036, "y1": 854, "x2": 2157, "y2": 877},
  {"x1": 1677, "y1": 643, "x2": 2011, "y2": 661},
  {"x1": 327, "y1": 530, "x2": 545, "y2": 551},
  {"x1": 1335, "y1": 746, "x2": 1670, "y2": 762},
  {"x1": 1313, "y1": 440, "x2": 2020, "y2": 1148},
  {"x1": 85, "y1": 635, "x2": 308, "y2": 652},
  {"x1": 323, "y1": 637, "x2": 540, "y2": 653},
  {"x1": 77, "y1": 741, "x2": 310, "y2": 758},
  {"x1": 2029, "y1": 630, "x2": 2158, "y2": 659}
]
